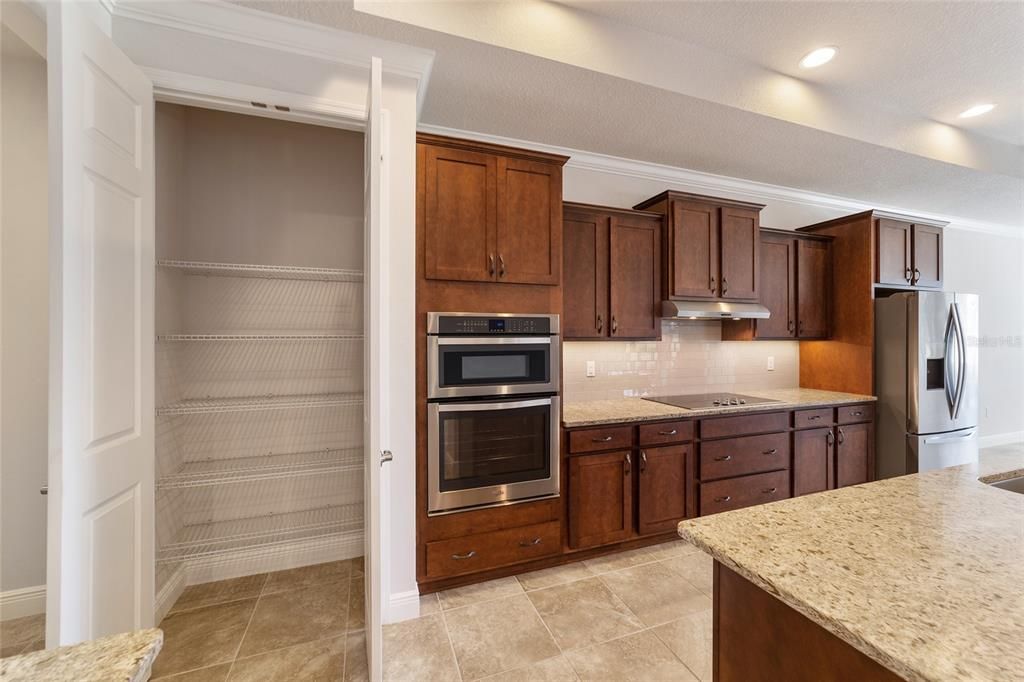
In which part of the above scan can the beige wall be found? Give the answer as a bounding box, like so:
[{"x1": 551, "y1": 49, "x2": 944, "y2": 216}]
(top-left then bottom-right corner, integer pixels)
[
  {"x1": 1, "y1": 27, "x2": 49, "y2": 595},
  {"x1": 563, "y1": 322, "x2": 799, "y2": 402}
]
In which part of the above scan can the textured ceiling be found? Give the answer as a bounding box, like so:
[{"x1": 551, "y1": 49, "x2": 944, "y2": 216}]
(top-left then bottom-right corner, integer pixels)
[{"x1": 234, "y1": 0, "x2": 1022, "y2": 228}]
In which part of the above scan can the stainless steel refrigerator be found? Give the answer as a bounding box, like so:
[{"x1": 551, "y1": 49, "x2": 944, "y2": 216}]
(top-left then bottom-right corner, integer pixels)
[{"x1": 875, "y1": 291, "x2": 979, "y2": 478}]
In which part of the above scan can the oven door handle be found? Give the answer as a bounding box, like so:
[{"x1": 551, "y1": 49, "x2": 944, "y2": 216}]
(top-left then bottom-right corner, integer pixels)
[
  {"x1": 434, "y1": 336, "x2": 553, "y2": 346},
  {"x1": 432, "y1": 397, "x2": 555, "y2": 413}
]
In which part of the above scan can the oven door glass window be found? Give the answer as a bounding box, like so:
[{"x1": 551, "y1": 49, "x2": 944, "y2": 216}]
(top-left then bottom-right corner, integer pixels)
[
  {"x1": 437, "y1": 402, "x2": 551, "y2": 492},
  {"x1": 439, "y1": 343, "x2": 550, "y2": 390}
]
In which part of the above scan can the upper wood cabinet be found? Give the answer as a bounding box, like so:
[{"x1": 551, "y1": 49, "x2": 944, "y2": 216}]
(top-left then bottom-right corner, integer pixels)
[
  {"x1": 874, "y1": 217, "x2": 943, "y2": 289},
  {"x1": 722, "y1": 230, "x2": 832, "y2": 341},
  {"x1": 563, "y1": 203, "x2": 662, "y2": 340},
  {"x1": 634, "y1": 191, "x2": 764, "y2": 303},
  {"x1": 418, "y1": 134, "x2": 568, "y2": 286}
]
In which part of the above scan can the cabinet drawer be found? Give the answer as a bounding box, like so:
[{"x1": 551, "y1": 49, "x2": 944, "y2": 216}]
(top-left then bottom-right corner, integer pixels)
[
  {"x1": 793, "y1": 408, "x2": 832, "y2": 429},
  {"x1": 700, "y1": 432, "x2": 790, "y2": 481},
  {"x1": 569, "y1": 425, "x2": 633, "y2": 453},
  {"x1": 639, "y1": 420, "x2": 694, "y2": 446},
  {"x1": 837, "y1": 403, "x2": 874, "y2": 424},
  {"x1": 700, "y1": 470, "x2": 791, "y2": 516},
  {"x1": 425, "y1": 521, "x2": 560, "y2": 579},
  {"x1": 700, "y1": 411, "x2": 788, "y2": 440}
]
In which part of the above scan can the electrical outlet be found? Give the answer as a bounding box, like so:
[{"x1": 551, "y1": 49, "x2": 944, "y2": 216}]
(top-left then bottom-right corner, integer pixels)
[
  {"x1": 767, "y1": 356, "x2": 775, "y2": 371},
  {"x1": 586, "y1": 360, "x2": 596, "y2": 377}
]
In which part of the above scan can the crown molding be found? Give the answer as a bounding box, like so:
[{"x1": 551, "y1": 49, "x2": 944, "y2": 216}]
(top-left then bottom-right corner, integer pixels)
[{"x1": 418, "y1": 124, "x2": 1021, "y2": 239}]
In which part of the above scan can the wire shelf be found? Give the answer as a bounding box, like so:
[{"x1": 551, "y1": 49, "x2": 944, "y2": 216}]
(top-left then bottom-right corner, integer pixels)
[
  {"x1": 157, "y1": 392, "x2": 363, "y2": 416},
  {"x1": 158, "y1": 259, "x2": 364, "y2": 282},
  {"x1": 157, "y1": 334, "x2": 363, "y2": 342},
  {"x1": 157, "y1": 504, "x2": 364, "y2": 562},
  {"x1": 157, "y1": 448, "x2": 364, "y2": 489}
]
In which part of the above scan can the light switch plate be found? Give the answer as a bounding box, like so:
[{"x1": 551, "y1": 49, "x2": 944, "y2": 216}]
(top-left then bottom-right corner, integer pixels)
[
  {"x1": 586, "y1": 360, "x2": 596, "y2": 377},
  {"x1": 767, "y1": 356, "x2": 775, "y2": 371}
]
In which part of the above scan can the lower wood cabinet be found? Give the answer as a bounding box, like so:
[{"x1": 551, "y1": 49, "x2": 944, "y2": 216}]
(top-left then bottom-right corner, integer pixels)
[
  {"x1": 700, "y1": 469, "x2": 790, "y2": 516},
  {"x1": 638, "y1": 444, "x2": 690, "y2": 535},
  {"x1": 835, "y1": 421, "x2": 873, "y2": 488},
  {"x1": 791, "y1": 406, "x2": 874, "y2": 496},
  {"x1": 425, "y1": 521, "x2": 560, "y2": 579},
  {"x1": 793, "y1": 427, "x2": 833, "y2": 496},
  {"x1": 568, "y1": 450, "x2": 634, "y2": 549}
]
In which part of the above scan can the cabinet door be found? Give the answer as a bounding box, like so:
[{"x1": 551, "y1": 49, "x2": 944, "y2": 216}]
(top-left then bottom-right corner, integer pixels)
[
  {"x1": 835, "y1": 422, "x2": 873, "y2": 488},
  {"x1": 720, "y1": 207, "x2": 760, "y2": 301},
  {"x1": 669, "y1": 200, "x2": 719, "y2": 299},
  {"x1": 911, "y1": 224, "x2": 942, "y2": 288},
  {"x1": 496, "y1": 157, "x2": 561, "y2": 285},
  {"x1": 610, "y1": 215, "x2": 661, "y2": 339},
  {"x1": 796, "y1": 238, "x2": 831, "y2": 338},
  {"x1": 756, "y1": 236, "x2": 795, "y2": 338},
  {"x1": 793, "y1": 428, "x2": 833, "y2": 497},
  {"x1": 569, "y1": 451, "x2": 634, "y2": 549},
  {"x1": 876, "y1": 218, "x2": 912, "y2": 286},
  {"x1": 563, "y1": 210, "x2": 609, "y2": 339},
  {"x1": 638, "y1": 445, "x2": 689, "y2": 535},
  {"x1": 423, "y1": 145, "x2": 496, "y2": 282}
]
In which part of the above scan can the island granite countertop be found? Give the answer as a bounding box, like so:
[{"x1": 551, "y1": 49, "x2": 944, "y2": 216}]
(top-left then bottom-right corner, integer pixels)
[
  {"x1": 562, "y1": 387, "x2": 876, "y2": 428},
  {"x1": 0, "y1": 628, "x2": 162, "y2": 682},
  {"x1": 677, "y1": 449, "x2": 1024, "y2": 682}
]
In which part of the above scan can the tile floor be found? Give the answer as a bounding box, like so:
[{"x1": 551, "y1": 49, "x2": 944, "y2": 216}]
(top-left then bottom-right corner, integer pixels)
[
  {"x1": 383, "y1": 539, "x2": 713, "y2": 682},
  {"x1": 151, "y1": 556, "x2": 366, "y2": 680},
  {"x1": 0, "y1": 614, "x2": 45, "y2": 658}
]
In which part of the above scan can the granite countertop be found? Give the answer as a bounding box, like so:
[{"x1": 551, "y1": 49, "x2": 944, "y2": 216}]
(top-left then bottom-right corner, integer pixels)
[
  {"x1": 0, "y1": 628, "x2": 162, "y2": 681},
  {"x1": 678, "y1": 450, "x2": 1024, "y2": 682},
  {"x1": 562, "y1": 387, "x2": 876, "y2": 428}
]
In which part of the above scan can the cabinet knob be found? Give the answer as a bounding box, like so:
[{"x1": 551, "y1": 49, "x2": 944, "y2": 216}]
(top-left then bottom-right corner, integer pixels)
[
  {"x1": 451, "y1": 551, "x2": 476, "y2": 560},
  {"x1": 851, "y1": 411, "x2": 863, "y2": 417}
]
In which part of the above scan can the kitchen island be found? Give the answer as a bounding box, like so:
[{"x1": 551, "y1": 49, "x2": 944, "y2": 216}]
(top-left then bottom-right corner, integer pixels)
[
  {"x1": 0, "y1": 628, "x2": 162, "y2": 681},
  {"x1": 678, "y1": 449, "x2": 1024, "y2": 681}
]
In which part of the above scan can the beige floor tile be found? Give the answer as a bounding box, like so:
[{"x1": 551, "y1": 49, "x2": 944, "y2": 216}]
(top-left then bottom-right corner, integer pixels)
[
  {"x1": 349, "y1": 556, "x2": 365, "y2": 578},
  {"x1": 566, "y1": 631, "x2": 698, "y2": 682},
  {"x1": 0, "y1": 614, "x2": 44, "y2": 649},
  {"x1": 663, "y1": 552, "x2": 714, "y2": 595},
  {"x1": 444, "y1": 594, "x2": 560, "y2": 680},
  {"x1": 170, "y1": 575, "x2": 268, "y2": 614},
  {"x1": 153, "y1": 663, "x2": 232, "y2": 681},
  {"x1": 344, "y1": 630, "x2": 369, "y2": 682},
  {"x1": 381, "y1": 614, "x2": 459, "y2": 682},
  {"x1": 19, "y1": 640, "x2": 44, "y2": 655},
  {"x1": 153, "y1": 599, "x2": 257, "y2": 678},
  {"x1": 599, "y1": 561, "x2": 710, "y2": 627},
  {"x1": 228, "y1": 635, "x2": 345, "y2": 681},
  {"x1": 438, "y1": 575, "x2": 523, "y2": 611},
  {"x1": 262, "y1": 560, "x2": 351, "y2": 595},
  {"x1": 652, "y1": 609, "x2": 713, "y2": 681},
  {"x1": 484, "y1": 655, "x2": 579, "y2": 681},
  {"x1": 348, "y1": 577, "x2": 366, "y2": 632},
  {"x1": 516, "y1": 561, "x2": 594, "y2": 591},
  {"x1": 417, "y1": 593, "x2": 440, "y2": 616},
  {"x1": 644, "y1": 539, "x2": 701, "y2": 562},
  {"x1": 582, "y1": 547, "x2": 657, "y2": 574},
  {"x1": 237, "y1": 582, "x2": 349, "y2": 658},
  {"x1": 527, "y1": 578, "x2": 643, "y2": 651}
]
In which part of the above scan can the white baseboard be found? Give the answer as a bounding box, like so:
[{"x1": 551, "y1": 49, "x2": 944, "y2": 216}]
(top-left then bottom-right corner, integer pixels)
[
  {"x1": 980, "y1": 431, "x2": 1024, "y2": 449},
  {"x1": 387, "y1": 589, "x2": 423, "y2": 624},
  {"x1": 0, "y1": 585, "x2": 46, "y2": 621}
]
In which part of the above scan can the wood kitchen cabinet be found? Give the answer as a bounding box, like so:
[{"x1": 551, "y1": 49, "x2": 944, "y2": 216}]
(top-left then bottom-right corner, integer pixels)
[
  {"x1": 419, "y1": 133, "x2": 568, "y2": 286},
  {"x1": 568, "y1": 450, "x2": 635, "y2": 549},
  {"x1": 791, "y1": 405, "x2": 874, "y2": 497},
  {"x1": 835, "y1": 420, "x2": 873, "y2": 488},
  {"x1": 634, "y1": 191, "x2": 765, "y2": 303},
  {"x1": 793, "y1": 427, "x2": 833, "y2": 496},
  {"x1": 875, "y1": 216, "x2": 943, "y2": 288},
  {"x1": 637, "y1": 444, "x2": 690, "y2": 535},
  {"x1": 563, "y1": 203, "x2": 662, "y2": 340}
]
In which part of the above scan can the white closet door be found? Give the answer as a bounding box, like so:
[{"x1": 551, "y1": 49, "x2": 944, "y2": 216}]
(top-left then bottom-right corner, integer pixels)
[
  {"x1": 363, "y1": 56, "x2": 385, "y2": 681},
  {"x1": 46, "y1": 2, "x2": 155, "y2": 646}
]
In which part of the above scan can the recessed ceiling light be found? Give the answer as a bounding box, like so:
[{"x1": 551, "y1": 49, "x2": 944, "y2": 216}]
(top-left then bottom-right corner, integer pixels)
[
  {"x1": 799, "y1": 46, "x2": 837, "y2": 69},
  {"x1": 958, "y1": 103, "x2": 996, "y2": 119}
]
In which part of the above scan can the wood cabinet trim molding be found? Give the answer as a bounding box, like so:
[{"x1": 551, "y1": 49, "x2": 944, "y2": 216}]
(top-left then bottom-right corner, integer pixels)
[
  {"x1": 416, "y1": 132, "x2": 569, "y2": 166},
  {"x1": 633, "y1": 190, "x2": 765, "y2": 213},
  {"x1": 565, "y1": 201, "x2": 662, "y2": 220}
]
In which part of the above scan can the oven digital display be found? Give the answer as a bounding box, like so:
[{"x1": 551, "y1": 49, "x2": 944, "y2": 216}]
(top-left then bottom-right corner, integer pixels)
[{"x1": 488, "y1": 319, "x2": 506, "y2": 332}]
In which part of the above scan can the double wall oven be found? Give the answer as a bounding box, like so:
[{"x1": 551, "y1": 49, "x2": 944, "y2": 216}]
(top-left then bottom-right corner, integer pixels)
[{"x1": 427, "y1": 313, "x2": 560, "y2": 515}]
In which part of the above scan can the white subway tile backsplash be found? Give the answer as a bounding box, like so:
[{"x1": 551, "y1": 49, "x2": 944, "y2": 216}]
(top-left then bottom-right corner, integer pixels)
[{"x1": 563, "y1": 320, "x2": 799, "y2": 402}]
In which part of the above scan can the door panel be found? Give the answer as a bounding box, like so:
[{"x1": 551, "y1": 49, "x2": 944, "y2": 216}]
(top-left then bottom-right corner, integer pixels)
[
  {"x1": 609, "y1": 215, "x2": 660, "y2": 339},
  {"x1": 47, "y1": 1, "x2": 155, "y2": 644},
  {"x1": 911, "y1": 225, "x2": 942, "y2": 288},
  {"x1": 835, "y1": 422, "x2": 873, "y2": 488},
  {"x1": 638, "y1": 445, "x2": 689, "y2": 535},
  {"x1": 569, "y1": 451, "x2": 634, "y2": 549},
  {"x1": 669, "y1": 201, "x2": 718, "y2": 299},
  {"x1": 497, "y1": 157, "x2": 561, "y2": 285},
  {"x1": 756, "y1": 236, "x2": 794, "y2": 338},
  {"x1": 876, "y1": 218, "x2": 911, "y2": 285},
  {"x1": 909, "y1": 291, "x2": 975, "y2": 434},
  {"x1": 563, "y1": 210, "x2": 609, "y2": 339},
  {"x1": 797, "y1": 238, "x2": 830, "y2": 338},
  {"x1": 423, "y1": 146, "x2": 496, "y2": 282},
  {"x1": 793, "y1": 428, "x2": 833, "y2": 496},
  {"x1": 719, "y1": 207, "x2": 759, "y2": 301}
]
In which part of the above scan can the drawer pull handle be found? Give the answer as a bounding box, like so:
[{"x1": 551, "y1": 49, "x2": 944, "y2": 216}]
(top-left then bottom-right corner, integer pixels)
[
  {"x1": 763, "y1": 487, "x2": 778, "y2": 494},
  {"x1": 519, "y1": 537, "x2": 542, "y2": 548},
  {"x1": 640, "y1": 450, "x2": 648, "y2": 473},
  {"x1": 658, "y1": 429, "x2": 678, "y2": 436},
  {"x1": 763, "y1": 448, "x2": 778, "y2": 455},
  {"x1": 715, "y1": 495, "x2": 732, "y2": 503},
  {"x1": 624, "y1": 452, "x2": 632, "y2": 475},
  {"x1": 593, "y1": 435, "x2": 614, "y2": 443},
  {"x1": 451, "y1": 551, "x2": 476, "y2": 560},
  {"x1": 838, "y1": 428, "x2": 845, "y2": 444},
  {"x1": 714, "y1": 455, "x2": 732, "y2": 462},
  {"x1": 851, "y1": 411, "x2": 863, "y2": 417},
  {"x1": 808, "y1": 415, "x2": 822, "y2": 421}
]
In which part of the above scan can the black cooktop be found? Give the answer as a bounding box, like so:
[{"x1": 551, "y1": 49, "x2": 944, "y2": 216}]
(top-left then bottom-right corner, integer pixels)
[{"x1": 643, "y1": 392, "x2": 780, "y2": 409}]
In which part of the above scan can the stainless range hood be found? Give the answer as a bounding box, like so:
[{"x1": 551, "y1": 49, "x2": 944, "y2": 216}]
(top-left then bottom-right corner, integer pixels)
[{"x1": 662, "y1": 300, "x2": 771, "y2": 320}]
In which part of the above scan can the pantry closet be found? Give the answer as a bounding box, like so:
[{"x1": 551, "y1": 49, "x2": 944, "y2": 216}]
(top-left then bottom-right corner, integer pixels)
[{"x1": 153, "y1": 103, "x2": 366, "y2": 605}]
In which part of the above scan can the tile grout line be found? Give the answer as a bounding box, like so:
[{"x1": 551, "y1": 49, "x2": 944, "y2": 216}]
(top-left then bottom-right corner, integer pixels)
[
  {"x1": 436, "y1": 601, "x2": 467, "y2": 682},
  {"x1": 224, "y1": 573, "x2": 268, "y2": 679}
]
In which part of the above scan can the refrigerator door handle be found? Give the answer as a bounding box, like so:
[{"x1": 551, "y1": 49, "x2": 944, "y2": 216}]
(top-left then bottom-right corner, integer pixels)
[
  {"x1": 923, "y1": 429, "x2": 976, "y2": 445},
  {"x1": 943, "y1": 306, "x2": 957, "y2": 419},
  {"x1": 951, "y1": 302, "x2": 967, "y2": 420}
]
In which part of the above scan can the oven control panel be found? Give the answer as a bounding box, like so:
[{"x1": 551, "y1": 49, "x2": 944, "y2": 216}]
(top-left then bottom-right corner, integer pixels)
[{"x1": 431, "y1": 314, "x2": 557, "y2": 336}]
